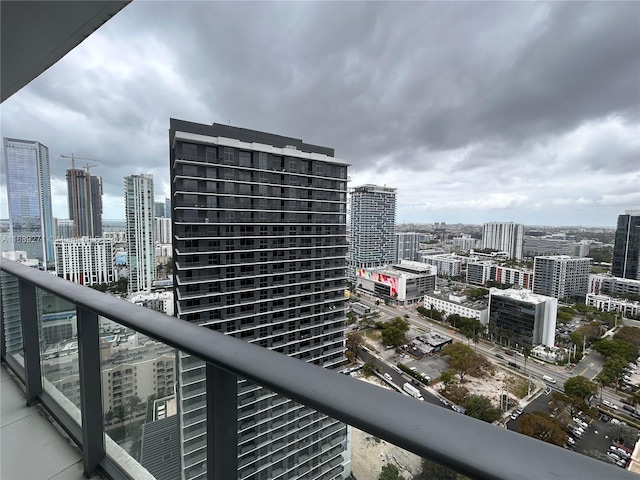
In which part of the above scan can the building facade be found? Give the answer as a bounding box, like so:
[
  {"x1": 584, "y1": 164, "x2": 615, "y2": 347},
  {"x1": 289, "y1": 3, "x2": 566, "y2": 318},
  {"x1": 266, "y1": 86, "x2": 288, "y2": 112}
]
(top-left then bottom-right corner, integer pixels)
[
  {"x1": 348, "y1": 184, "x2": 397, "y2": 281},
  {"x1": 3, "y1": 137, "x2": 55, "y2": 267},
  {"x1": 355, "y1": 260, "x2": 436, "y2": 306},
  {"x1": 155, "y1": 217, "x2": 172, "y2": 244},
  {"x1": 482, "y1": 222, "x2": 524, "y2": 260},
  {"x1": 585, "y1": 294, "x2": 640, "y2": 318},
  {"x1": 56, "y1": 219, "x2": 75, "y2": 239},
  {"x1": 1, "y1": 251, "x2": 39, "y2": 353},
  {"x1": 532, "y1": 255, "x2": 591, "y2": 300},
  {"x1": 54, "y1": 237, "x2": 115, "y2": 285},
  {"x1": 423, "y1": 293, "x2": 489, "y2": 325},
  {"x1": 67, "y1": 169, "x2": 103, "y2": 237},
  {"x1": 451, "y1": 234, "x2": 478, "y2": 252},
  {"x1": 418, "y1": 254, "x2": 462, "y2": 278},
  {"x1": 488, "y1": 288, "x2": 557, "y2": 347},
  {"x1": 170, "y1": 119, "x2": 349, "y2": 480},
  {"x1": 588, "y1": 274, "x2": 640, "y2": 298},
  {"x1": 523, "y1": 236, "x2": 590, "y2": 258},
  {"x1": 125, "y1": 174, "x2": 156, "y2": 293},
  {"x1": 395, "y1": 232, "x2": 421, "y2": 262},
  {"x1": 612, "y1": 210, "x2": 640, "y2": 280}
]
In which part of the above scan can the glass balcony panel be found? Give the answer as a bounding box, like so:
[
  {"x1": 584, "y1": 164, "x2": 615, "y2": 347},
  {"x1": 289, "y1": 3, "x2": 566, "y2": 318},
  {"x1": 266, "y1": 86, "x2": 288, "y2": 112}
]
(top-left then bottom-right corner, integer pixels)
[
  {"x1": 38, "y1": 288, "x2": 81, "y2": 418},
  {"x1": 101, "y1": 316, "x2": 176, "y2": 471}
]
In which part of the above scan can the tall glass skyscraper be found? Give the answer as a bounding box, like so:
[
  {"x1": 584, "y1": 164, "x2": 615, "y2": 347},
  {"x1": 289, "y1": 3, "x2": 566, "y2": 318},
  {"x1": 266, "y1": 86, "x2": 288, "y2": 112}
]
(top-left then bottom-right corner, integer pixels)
[
  {"x1": 124, "y1": 174, "x2": 155, "y2": 293},
  {"x1": 348, "y1": 184, "x2": 397, "y2": 282},
  {"x1": 612, "y1": 210, "x2": 640, "y2": 280},
  {"x1": 170, "y1": 119, "x2": 350, "y2": 480},
  {"x1": 3, "y1": 137, "x2": 54, "y2": 267},
  {"x1": 67, "y1": 168, "x2": 103, "y2": 237}
]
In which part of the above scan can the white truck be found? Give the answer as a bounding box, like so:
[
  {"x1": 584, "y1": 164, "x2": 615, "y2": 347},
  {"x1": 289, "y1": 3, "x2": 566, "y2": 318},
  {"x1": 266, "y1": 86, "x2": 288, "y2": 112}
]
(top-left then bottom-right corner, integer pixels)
[{"x1": 403, "y1": 382, "x2": 424, "y2": 401}]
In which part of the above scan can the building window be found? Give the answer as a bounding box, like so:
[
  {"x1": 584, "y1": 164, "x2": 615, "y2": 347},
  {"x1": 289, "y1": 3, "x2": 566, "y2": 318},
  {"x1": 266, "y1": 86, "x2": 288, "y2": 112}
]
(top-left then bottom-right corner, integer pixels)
[
  {"x1": 239, "y1": 151, "x2": 251, "y2": 167},
  {"x1": 258, "y1": 152, "x2": 267, "y2": 169}
]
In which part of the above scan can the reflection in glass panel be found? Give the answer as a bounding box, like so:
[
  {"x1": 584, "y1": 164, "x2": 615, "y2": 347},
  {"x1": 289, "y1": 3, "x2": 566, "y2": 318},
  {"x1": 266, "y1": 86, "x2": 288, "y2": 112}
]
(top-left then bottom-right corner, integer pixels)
[
  {"x1": 101, "y1": 317, "x2": 177, "y2": 469},
  {"x1": 1, "y1": 271, "x2": 23, "y2": 358},
  {"x1": 38, "y1": 288, "x2": 80, "y2": 411}
]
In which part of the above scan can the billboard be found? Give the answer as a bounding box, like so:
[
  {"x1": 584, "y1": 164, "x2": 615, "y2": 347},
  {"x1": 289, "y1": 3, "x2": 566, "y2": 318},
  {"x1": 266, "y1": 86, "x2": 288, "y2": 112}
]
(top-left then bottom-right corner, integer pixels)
[{"x1": 356, "y1": 268, "x2": 399, "y2": 297}]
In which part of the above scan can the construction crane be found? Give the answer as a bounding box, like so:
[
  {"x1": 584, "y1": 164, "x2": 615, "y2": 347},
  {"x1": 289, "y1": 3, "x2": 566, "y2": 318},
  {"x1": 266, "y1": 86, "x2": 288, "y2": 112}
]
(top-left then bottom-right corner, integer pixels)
[{"x1": 60, "y1": 154, "x2": 102, "y2": 237}]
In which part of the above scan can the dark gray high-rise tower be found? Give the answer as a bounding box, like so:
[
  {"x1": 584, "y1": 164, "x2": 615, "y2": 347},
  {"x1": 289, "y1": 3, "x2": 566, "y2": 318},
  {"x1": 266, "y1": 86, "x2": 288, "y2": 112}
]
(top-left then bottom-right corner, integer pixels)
[
  {"x1": 67, "y1": 169, "x2": 103, "y2": 237},
  {"x1": 170, "y1": 119, "x2": 350, "y2": 480},
  {"x1": 612, "y1": 210, "x2": 640, "y2": 280},
  {"x1": 348, "y1": 184, "x2": 397, "y2": 282}
]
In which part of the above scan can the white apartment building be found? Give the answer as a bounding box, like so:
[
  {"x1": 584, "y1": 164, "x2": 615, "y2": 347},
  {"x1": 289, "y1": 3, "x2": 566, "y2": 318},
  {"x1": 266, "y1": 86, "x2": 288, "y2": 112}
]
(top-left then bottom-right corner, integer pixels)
[
  {"x1": 154, "y1": 216, "x2": 172, "y2": 244},
  {"x1": 588, "y1": 274, "x2": 640, "y2": 298},
  {"x1": 585, "y1": 294, "x2": 640, "y2": 318},
  {"x1": 533, "y1": 255, "x2": 591, "y2": 300},
  {"x1": 466, "y1": 261, "x2": 493, "y2": 285},
  {"x1": 488, "y1": 288, "x2": 557, "y2": 347},
  {"x1": 423, "y1": 292, "x2": 488, "y2": 325},
  {"x1": 54, "y1": 237, "x2": 115, "y2": 285},
  {"x1": 482, "y1": 222, "x2": 524, "y2": 260},
  {"x1": 46, "y1": 341, "x2": 175, "y2": 414},
  {"x1": 396, "y1": 232, "x2": 421, "y2": 262},
  {"x1": 130, "y1": 291, "x2": 175, "y2": 317},
  {"x1": 452, "y1": 234, "x2": 478, "y2": 252},
  {"x1": 419, "y1": 254, "x2": 462, "y2": 278},
  {"x1": 523, "y1": 236, "x2": 591, "y2": 258},
  {"x1": 125, "y1": 174, "x2": 155, "y2": 294}
]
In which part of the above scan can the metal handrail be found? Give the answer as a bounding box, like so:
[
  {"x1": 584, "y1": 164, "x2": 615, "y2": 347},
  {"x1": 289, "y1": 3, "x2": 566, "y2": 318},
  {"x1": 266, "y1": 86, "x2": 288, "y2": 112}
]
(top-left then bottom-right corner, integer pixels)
[{"x1": 1, "y1": 259, "x2": 634, "y2": 480}]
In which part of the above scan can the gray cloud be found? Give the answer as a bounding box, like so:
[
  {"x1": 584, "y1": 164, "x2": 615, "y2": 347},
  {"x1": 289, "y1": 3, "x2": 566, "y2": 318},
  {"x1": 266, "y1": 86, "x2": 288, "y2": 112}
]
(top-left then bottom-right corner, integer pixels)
[{"x1": 1, "y1": 1, "x2": 638, "y2": 225}]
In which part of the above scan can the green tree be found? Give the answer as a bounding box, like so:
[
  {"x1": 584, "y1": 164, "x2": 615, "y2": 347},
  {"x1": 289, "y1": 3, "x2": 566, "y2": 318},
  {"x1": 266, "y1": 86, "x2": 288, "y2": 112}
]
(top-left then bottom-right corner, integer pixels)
[
  {"x1": 593, "y1": 338, "x2": 638, "y2": 363},
  {"x1": 362, "y1": 361, "x2": 376, "y2": 378},
  {"x1": 381, "y1": 326, "x2": 406, "y2": 347},
  {"x1": 463, "y1": 394, "x2": 502, "y2": 423},
  {"x1": 441, "y1": 343, "x2": 476, "y2": 382},
  {"x1": 388, "y1": 317, "x2": 410, "y2": 333},
  {"x1": 379, "y1": 463, "x2": 401, "y2": 480},
  {"x1": 421, "y1": 458, "x2": 460, "y2": 480},
  {"x1": 417, "y1": 306, "x2": 429, "y2": 317},
  {"x1": 519, "y1": 412, "x2": 567, "y2": 446},
  {"x1": 346, "y1": 332, "x2": 365, "y2": 359},
  {"x1": 614, "y1": 326, "x2": 640, "y2": 347},
  {"x1": 439, "y1": 369, "x2": 458, "y2": 388},
  {"x1": 563, "y1": 376, "x2": 598, "y2": 404},
  {"x1": 443, "y1": 384, "x2": 469, "y2": 405}
]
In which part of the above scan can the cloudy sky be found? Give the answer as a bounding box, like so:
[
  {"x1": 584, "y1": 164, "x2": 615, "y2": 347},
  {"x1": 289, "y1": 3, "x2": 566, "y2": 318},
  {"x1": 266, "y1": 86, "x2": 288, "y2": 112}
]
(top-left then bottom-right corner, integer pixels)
[{"x1": 2, "y1": 1, "x2": 639, "y2": 227}]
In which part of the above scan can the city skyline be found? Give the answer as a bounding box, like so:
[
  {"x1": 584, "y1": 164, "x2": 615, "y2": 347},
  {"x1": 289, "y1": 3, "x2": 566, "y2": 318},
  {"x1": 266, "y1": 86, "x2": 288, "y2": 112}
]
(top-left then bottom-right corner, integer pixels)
[{"x1": 1, "y1": 2, "x2": 638, "y2": 226}]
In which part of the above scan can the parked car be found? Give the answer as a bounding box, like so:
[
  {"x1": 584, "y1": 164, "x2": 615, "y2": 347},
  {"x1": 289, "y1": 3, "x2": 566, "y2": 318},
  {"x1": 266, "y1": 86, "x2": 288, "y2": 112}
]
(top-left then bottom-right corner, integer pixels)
[
  {"x1": 573, "y1": 417, "x2": 588, "y2": 429},
  {"x1": 607, "y1": 452, "x2": 621, "y2": 462},
  {"x1": 623, "y1": 405, "x2": 636, "y2": 413}
]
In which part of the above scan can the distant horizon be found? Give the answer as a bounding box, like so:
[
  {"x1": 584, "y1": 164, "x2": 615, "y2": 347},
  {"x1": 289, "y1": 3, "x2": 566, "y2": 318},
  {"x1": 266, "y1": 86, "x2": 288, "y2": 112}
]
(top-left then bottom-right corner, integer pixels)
[{"x1": 40, "y1": 217, "x2": 617, "y2": 230}]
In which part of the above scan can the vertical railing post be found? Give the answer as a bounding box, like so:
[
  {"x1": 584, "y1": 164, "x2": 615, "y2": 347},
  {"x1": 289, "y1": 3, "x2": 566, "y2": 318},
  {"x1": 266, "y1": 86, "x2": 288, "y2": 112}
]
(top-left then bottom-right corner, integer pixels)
[
  {"x1": 18, "y1": 279, "x2": 42, "y2": 405},
  {"x1": 77, "y1": 306, "x2": 105, "y2": 477},
  {"x1": 207, "y1": 363, "x2": 238, "y2": 480}
]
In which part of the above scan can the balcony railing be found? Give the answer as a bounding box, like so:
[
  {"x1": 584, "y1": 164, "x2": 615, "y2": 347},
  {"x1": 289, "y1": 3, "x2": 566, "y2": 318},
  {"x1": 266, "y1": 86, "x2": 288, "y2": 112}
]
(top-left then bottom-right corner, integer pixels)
[{"x1": 1, "y1": 258, "x2": 634, "y2": 480}]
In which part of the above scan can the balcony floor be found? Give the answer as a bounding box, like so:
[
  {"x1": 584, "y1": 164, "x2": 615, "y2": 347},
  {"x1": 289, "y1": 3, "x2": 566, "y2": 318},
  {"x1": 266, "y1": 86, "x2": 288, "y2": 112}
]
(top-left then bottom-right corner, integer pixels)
[{"x1": 1, "y1": 364, "x2": 87, "y2": 480}]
